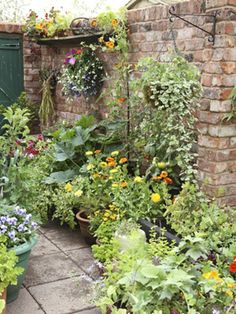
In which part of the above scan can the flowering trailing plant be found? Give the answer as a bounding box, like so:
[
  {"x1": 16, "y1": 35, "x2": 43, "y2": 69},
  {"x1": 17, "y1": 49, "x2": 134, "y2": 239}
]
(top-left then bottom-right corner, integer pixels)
[
  {"x1": 23, "y1": 8, "x2": 72, "y2": 39},
  {"x1": 0, "y1": 206, "x2": 38, "y2": 248},
  {"x1": 60, "y1": 48, "x2": 104, "y2": 100}
]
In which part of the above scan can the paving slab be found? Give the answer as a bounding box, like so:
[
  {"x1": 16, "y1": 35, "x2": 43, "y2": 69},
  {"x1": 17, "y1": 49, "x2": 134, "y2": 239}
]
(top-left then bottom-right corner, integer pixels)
[
  {"x1": 31, "y1": 233, "x2": 60, "y2": 257},
  {"x1": 66, "y1": 248, "x2": 101, "y2": 280},
  {"x1": 7, "y1": 288, "x2": 44, "y2": 314},
  {"x1": 42, "y1": 224, "x2": 88, "y2": 251},
  {"x1": 29, "y1": 275, "x2": 96, "y2": 314},
  {"x1": 24, "y1": 252, "x2": 84, "y2": 287}
]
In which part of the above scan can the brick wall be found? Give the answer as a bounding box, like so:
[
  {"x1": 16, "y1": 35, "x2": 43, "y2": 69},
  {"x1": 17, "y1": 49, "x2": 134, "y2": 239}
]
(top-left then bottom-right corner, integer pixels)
[
  {"x1": 0, "y1": 23, "x2": 41, "y2": 105},
  {"x1": 1, "y1": 0, "x2": 236, "y2": 206},
  {"x1": 127, "y1": 0, "x2": 236, "y2": 205}
]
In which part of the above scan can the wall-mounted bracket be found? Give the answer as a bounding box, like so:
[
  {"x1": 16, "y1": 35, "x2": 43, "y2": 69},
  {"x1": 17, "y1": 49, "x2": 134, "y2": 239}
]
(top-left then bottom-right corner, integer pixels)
[{"x1": 169, "y1": 6, "x2": 220, "y2": 45}]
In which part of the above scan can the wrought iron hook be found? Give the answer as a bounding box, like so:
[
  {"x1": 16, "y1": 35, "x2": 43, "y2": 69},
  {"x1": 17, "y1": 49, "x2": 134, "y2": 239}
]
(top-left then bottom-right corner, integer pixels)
[{"x1": 168, "y1": 6, "x2": 220, "y2": 45}]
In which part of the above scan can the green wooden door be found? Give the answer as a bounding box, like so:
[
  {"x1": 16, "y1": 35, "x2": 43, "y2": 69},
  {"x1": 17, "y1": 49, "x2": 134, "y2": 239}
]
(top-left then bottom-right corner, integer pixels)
[{"x1": 0, "y1": 34, "x2": 24, "y2": 108}]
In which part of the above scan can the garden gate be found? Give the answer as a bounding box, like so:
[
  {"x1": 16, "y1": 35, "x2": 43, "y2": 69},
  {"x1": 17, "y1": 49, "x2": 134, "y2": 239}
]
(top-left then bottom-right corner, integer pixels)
[{"x1": 0, "y1": 33, "x2": 23, "y2": 110}]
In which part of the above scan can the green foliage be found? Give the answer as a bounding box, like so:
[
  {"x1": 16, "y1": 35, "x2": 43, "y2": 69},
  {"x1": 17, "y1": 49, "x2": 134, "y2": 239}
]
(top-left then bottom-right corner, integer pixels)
[
  {"x1": 97, "y1": 232, "x2": 236, "y2": 314},
  {"x1": 0, "y1": 92, "x2": 39, "y2": 131},
  {"x1": 222, "y1": 87, "x2": 236, "y2": 122},
  {"x1": 165, "y1": 182, "x2": 236, "y2": 251},
  {"x1": 0, "y1": 237, "x2": 23, "y2": 293},
  {"x1": 130, "y1": 56, "x2": 202, "y2": 181}
]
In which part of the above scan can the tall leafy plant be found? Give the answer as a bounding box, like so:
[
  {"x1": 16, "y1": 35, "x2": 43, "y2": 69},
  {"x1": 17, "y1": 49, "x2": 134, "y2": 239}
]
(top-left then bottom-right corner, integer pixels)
[{"x1": 130, "y1": 56, "x2": 202, "y2": 181}]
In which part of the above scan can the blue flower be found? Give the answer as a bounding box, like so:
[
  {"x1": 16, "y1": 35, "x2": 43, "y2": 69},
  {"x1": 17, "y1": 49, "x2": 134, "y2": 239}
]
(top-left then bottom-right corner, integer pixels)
[
  {"x1": 8, "y1": 230, "x2": 16, "y2": 240},
  {"x1": 0, "y1": 225, "x2": 7, "y2": 234},
  {"x1": 17, "y1": 224, "x2": 25, "y2": 232}
]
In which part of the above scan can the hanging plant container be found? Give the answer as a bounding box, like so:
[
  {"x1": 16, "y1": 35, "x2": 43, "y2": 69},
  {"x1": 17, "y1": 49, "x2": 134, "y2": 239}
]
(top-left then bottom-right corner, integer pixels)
[{"x1": 70, "y1": 17, "x2": 101, "y2": 35}]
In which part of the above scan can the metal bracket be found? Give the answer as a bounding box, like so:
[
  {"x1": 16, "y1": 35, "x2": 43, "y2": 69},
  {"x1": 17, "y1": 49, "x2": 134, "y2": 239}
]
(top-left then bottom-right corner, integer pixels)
[{"x1": 169, "y1": 6, "x2": 220, "y2": 45}]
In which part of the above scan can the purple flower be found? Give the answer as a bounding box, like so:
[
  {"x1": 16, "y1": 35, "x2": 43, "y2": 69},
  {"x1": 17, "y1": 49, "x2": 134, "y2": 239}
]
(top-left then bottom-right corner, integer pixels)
[
  {"x1": 0, "y1": 216, "x2": 7, "y2": 223},
  {"x1": 69, "y1": 57, "x2": 76, "y2": 65},
  {"x1": 17, "y1": 224, "x2": 25, "y2": 232},
  {"x1": 31, "y1": 222, "x2": 38, "y2": 230},
  {"x1": 0, "y1": 225, "x2": 7, "y2": 234},
  {"x1": 7, "y1": 217, "x2": 17, "y2": 226},
  {"x1": 8, "y1": 230, "x2": 16, "y2": 240},
  {"x1": 212, "y1": 309, "x2": 220, "y2": 314},
  {"x1": 14, "y1": 207, "x2": 26, "y2": 216}
]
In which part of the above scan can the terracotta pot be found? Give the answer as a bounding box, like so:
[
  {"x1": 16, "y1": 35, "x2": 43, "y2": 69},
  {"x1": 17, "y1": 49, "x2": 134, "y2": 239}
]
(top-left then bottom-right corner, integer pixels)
[
  {"x1": 0, "y1": 289, "x2": 6, "y2": 314},
  {"x1": 76, "y1": 210, "x2": 96, "y2": 245}
]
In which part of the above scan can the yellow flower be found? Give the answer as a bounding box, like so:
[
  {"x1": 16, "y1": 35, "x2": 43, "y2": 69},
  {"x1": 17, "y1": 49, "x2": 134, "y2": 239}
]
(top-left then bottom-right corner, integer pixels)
[
  {"x1": 110, "y1": 168, "x2": 118, "y2": 174},
  {"x1": 35, "y1": 23, "x2": 43, "y2": 30},
  {"x1": 151, "y1": 193, "x2": 161, "y2": 203},
  {"x1": 120, "y1": 181, "x2": 128, "y2": 188},
  {"x1": 85, "y1": 151, "x2": 93, "y2": 156},
  {"x1": 109, "y1": 176, "x2": 113, "y2": 180},
  {"x1": 103, "y1": 217, "x2": 108, "y2": 221},
  {"x1": 203, "y1": 271, "x2": 222, "y2": 282},
  {"x1": 74, "y1": 189, "x2": 83, "y2": 197},
  {"x1": 227, "y1": 282, "x2": 236, "y2": 289},
  {"x1": 110, "y1": 214, "x2": 117, "y2": 221},
  {"x1": 87, "y1": 163, "x2": 94, "y2": 170},
  {"x1": 226, "y1": 290, "x2": 233, "y2": 297},
  {"x1": 65, "y1": 183, "x2": 72, "y2": 192},
  {"x1": 111, "y1": 151, "x2": 119, "y2": 156},
  {"x1": 134, "y1": 176, "x2": 143, "y2": 183},
  {"x1": 104, "y1": 212, "x2": 110, "y2": 218},
  {"x1": 119, "y1": 157, "x2": 128, "y2": 164},
  {"x1": 93, "y1": 173, "x2": 101, "y2": 179},
  {"x1": 98, "y1": 36, "x2": 104, "y2": 43},
  {"x1": 100, "y1": 162, "x2": 108, "y2": 168},
  {"x1": 112, "y1": 183, "x2": 119, "y2": 188}
]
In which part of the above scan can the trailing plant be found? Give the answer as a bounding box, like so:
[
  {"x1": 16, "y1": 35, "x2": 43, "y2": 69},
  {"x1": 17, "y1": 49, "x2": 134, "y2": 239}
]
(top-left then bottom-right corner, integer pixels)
[
  {"x1": 164, "y1": 182, "x2": 236, "y2": 252},
  {"x1": 97, "y1": 232, "x2": 236, "y2": 314},
  {"x1": 39, "y1": 68, "x2": 58, "y2": 128},
  {"x1": 129, "y1": 56, "x2": 202, "y2": 181},
  {"x1": 60, "y1": 48, "x2": 104, "y2": 100},
  {"x1": 223, "y1": 87, "x2": 236, "y2": 122},
  {"x1": 0, "y1": 237, "x2": 23, "y2": 310},
  {"x1": 23, "y1": 8, "x2": 72, "y2": 39},
  {"x1": 96, "y1": 7, "x2": 129, "y2": 55}
]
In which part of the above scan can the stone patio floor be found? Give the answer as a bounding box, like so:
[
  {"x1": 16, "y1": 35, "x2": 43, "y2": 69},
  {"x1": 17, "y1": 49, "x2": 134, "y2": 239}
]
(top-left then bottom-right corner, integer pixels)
[{"x1": 7, "y1": 222, "x2": 101, "y2": 314}]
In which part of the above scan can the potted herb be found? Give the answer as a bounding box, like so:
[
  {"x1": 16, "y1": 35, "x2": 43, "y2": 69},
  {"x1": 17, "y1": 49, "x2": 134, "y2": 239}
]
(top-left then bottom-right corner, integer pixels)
[
  {"x1": 0, "y1": 206, "x2": 38, "y2": 303},
  {"x1": 0, "y1": 237, "x2": 23, "y2": 313}
]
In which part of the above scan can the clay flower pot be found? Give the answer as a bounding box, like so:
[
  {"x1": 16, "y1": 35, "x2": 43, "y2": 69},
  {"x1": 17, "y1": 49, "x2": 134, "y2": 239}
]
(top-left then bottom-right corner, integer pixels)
[{"x1": 76, "y1": 210, "x2": 96, "y2": 245}]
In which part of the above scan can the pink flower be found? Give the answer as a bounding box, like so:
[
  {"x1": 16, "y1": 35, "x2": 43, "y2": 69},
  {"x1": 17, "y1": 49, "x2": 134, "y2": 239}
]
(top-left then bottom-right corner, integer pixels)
[
  {"x1": 37, "y1": 134, "x2": 44, "y2": 141},
  {"x1": 69, "y1": 57, "x2": 76, "y2": 65}
]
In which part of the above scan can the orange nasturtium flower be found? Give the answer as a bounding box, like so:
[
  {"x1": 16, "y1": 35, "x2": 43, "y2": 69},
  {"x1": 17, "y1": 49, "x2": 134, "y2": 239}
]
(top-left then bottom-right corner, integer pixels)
[
  {"x1": 106, "y1": 157, "x2": 115, "y2": 162},
  {"x1": 112, "y1": 19, "x2": 118, "y2": 28},
  {"x1": 164, "y1": 177, "x2": 173, "y2": 185},
  {"x1": 152, "y1": 176, "x2": 162, "y2": 181},
  {"x1": 105, "y1": 41, "x2": 115, "y2": 49},
  {"x1": 95, "y1": 149, "x2": 102, "y2": 154},
  {"x1": 120, "y1": 181, "x2": 128, "y2": 188},
  {"x1": 90, "y1": 19, "x2": 97, "y2": 27},
  {"x1": 108, "y1": 161, "x2": 117, "y2": 167},
  {"x1": 119, "y1": 157, "x2": 128, "y2": 164},
  {"x1": 117, "y1": 97, "x2": 127, "y2": 104},
  {"x1": 160, "y1": 171, "x2": 168, "y2": 178}
]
